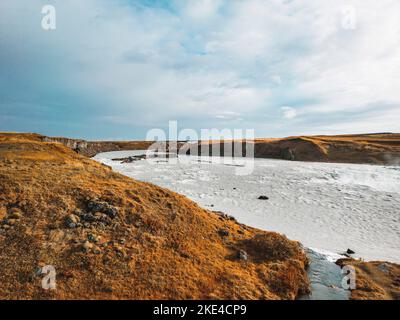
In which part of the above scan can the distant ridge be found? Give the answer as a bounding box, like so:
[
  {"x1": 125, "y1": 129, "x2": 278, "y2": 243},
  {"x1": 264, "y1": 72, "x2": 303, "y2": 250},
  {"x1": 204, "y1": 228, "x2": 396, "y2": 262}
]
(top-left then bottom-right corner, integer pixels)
[{"x1": 1, "y1": 132, "x2": 399, "y2": 165}]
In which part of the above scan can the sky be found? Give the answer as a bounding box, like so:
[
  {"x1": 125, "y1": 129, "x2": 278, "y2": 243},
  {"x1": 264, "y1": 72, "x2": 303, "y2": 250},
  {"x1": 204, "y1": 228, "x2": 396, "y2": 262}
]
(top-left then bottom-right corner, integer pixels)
[{"x1": 0, "y1": 0, "x2": 399, "y2": 140}]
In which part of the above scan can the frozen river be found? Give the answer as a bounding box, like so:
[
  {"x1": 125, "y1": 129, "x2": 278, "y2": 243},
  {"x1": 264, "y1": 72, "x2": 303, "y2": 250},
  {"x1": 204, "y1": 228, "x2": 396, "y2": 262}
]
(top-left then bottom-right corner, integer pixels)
[{"x1": 94, "y1": 151, "x2": 400, "y2": 264}]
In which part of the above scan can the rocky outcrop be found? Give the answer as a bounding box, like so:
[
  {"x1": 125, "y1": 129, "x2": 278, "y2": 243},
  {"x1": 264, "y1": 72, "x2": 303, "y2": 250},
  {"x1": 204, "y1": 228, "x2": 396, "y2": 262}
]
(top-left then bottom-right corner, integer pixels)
[
  {"x1": 4, "y1": 132, "x2": 400, "y2": 164},
  {"x1": 41, "y1": 136, "x2": 154, "y2": 157}
]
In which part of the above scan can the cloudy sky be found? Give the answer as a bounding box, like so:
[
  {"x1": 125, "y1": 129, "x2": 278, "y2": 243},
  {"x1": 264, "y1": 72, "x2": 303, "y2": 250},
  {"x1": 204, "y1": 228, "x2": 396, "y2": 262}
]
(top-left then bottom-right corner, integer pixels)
[{"x1": 0, "y1": 0, "x2": 399, "y2": 140}]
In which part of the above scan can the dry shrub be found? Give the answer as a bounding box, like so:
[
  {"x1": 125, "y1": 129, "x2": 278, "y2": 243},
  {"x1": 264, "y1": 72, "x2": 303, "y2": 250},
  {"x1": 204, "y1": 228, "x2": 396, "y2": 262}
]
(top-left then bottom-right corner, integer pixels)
[{"x1": 242, "y1": 233, "x2": 301, "y2": 262}]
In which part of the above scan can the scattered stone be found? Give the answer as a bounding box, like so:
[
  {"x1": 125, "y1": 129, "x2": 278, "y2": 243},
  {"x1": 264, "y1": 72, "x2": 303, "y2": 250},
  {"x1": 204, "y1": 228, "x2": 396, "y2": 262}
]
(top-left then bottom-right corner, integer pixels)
[
  {"x1": 258, "y1": 196, "x2": 269, "y2": 200},
  {"x1": 93, "y1": 248, "x2": 101, "y2": 255},
  {"x1": 238, "y1": 250, "x2": 248, "y2": 261},
  {"x1": 94, "y1": 212, "x2": 106, "y2": 220},
  {"x1": 81, "y1": 213, "x2": 96, "y2": 222},
  {"x1": 119, "y1": 239, "x2": 125, "y2": 245},
  {"x1": 213, "y1": 211, "x2": 237, "y2": 222},
  {"x1": 66, "y1": 214, "x2": 80, "y2": 228},
  {"x1": 67, "y1": 214, "x2": 80, "y2": 224},
  {"x1": 346, "y1": 248, "x2": 356, "y2": 255},
  {"x1": 74, "y1": 209, "x2": 84, "y2": 216},
  {"x1": 218, "y1": 229, "x2": 229, "y2": 237},
  {"x1": 88, "y1": 233, "x2": 101, "y2": 243},
  {"x1": 67, "y1": 222, "x2": 76, "y2": 229},
  {"x1": 86, "y1": 199, "x2": 118, "y2": 219}
]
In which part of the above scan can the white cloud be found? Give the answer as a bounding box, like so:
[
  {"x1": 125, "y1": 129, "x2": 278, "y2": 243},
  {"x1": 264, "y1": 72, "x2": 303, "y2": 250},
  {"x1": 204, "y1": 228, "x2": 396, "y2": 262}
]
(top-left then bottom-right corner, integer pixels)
[
  {"x1": 0, "y1": 0, "x2": 399, "y2": 138},
  {"x1": 281, "y1": 107, "x2": 297, "y2": 119},
  {"x1": 271, "y1": 75, "x2": 282, "y2": 85}
]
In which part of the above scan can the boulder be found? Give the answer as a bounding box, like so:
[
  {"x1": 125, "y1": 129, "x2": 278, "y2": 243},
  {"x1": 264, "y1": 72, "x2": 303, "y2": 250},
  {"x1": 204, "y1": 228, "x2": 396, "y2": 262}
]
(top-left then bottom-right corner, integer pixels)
[
  {"x1": 238, "y1": 250, "x2": 248, "y2": 261},
  {"x1": 66, "y1": 214, "x2": 80, "y2": 228},
  {"x1": 217, "y1": 229, "x2": 229, "y2": 237}
]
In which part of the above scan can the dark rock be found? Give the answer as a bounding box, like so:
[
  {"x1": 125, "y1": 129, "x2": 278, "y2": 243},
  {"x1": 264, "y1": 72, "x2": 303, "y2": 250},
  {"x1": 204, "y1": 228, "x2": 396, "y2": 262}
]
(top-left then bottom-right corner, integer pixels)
[
  {"x1": 86, "y1": 199, "x2": 118, "y2": 219},
  {"x1": 88, "y1": 233, "x2": 100, "y2": 243},
  {"x1": 258, "y1": 196, "x2": 269, "y2": 200},
  {"x1": 104, "y1": 207, "x2": 118, "y2": 219},
  {"x1": 67, "y1": 222, "x2": 76, "y2": 229},
  {"x1": 238, "y1": 250, "x2": 248, "y2": 261},
  {"x1": 218, "y1": 229, "x2": 229, "y2": 237},
  {"x1": 112, "y1": 155, "x2": 147, "y2": 163},
  {"x1": 281, "y1": 148, "x2": 295, "y2": 161},
  {"x1": 103, "y1": 287, "x2": 113, "y2": 293},
  {"x1": 66, "y1": 214, "x2": 80, "y2": 228},
  {"x1": 346, "y1": 248, "x2": 356, "y2": 255},
  {"x1": 81, "y1": 213, "x2": 96, "y2": 222}
]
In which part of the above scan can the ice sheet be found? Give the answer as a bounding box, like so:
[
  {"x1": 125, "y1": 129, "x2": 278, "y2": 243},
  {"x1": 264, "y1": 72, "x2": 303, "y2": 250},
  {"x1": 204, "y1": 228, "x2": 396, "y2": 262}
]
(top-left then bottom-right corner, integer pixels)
[{"x1": 94, "y1": 151, "x2": 400, "y2": 263}]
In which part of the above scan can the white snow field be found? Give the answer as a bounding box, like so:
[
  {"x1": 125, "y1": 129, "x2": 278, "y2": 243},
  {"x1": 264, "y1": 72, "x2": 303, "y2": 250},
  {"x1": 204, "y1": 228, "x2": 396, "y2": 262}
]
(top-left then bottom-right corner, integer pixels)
[{"x1": 94, "y1": 151, "x2": 400, "y2": 264}]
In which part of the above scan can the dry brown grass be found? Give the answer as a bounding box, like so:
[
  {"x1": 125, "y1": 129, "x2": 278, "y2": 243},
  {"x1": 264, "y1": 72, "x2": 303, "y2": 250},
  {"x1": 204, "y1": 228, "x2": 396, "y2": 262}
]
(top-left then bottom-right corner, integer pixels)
[
  {"x1": 336, "y1": 259, "x2": 400, "y2": 300},
  {"x1": 254, "y1": 133, "x2": 400, "y2": 164},
  {"x1": 0, "y1": 133, "x2": 309, "y2": 300}
]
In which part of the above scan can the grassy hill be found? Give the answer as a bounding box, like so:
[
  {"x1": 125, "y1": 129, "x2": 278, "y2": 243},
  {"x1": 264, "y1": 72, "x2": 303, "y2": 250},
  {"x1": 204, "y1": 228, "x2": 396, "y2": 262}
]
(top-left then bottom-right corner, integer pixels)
[{"x1": 0, "y1": 133, "x2": 309, "y2": 299}]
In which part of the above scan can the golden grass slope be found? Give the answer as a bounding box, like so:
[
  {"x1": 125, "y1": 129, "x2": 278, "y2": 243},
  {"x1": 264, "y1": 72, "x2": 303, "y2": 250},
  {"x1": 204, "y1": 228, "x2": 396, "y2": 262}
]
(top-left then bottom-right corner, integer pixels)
[
  {"x1": 0, "y1": 133, "x2": 309, "y2": 300},
  {"x1": 253, "y1": 133, "x2": 400, "y2": 164},
  {"x1": 336, "y1": 259, "x2": 400, "y2": 300},
  {"x1": 187, "y1": 133, "x2": 400, "y2": 164}
]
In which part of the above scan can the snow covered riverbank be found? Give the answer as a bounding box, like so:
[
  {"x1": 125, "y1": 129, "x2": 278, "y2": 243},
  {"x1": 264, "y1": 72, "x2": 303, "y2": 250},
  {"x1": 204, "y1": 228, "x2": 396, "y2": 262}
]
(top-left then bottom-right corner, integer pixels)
[{"x1": 95, "y1": 150, "x2": 400, "y2": 264}]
